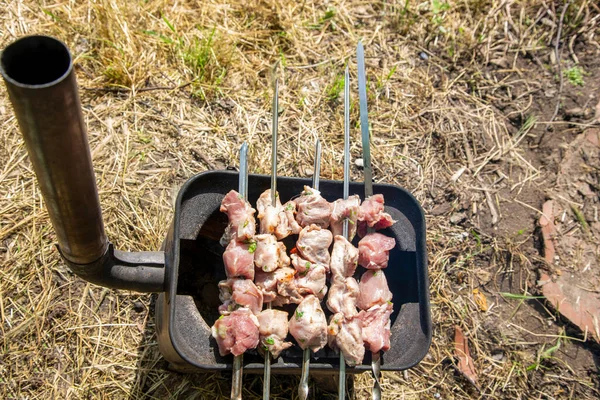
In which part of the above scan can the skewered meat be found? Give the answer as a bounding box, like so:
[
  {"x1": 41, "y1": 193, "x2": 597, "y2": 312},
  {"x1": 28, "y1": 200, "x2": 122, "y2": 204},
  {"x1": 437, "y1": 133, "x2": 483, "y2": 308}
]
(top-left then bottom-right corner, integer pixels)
[
  {"x1": 358, "y1": 232, "x2": 396, "y2": 269},
  {"x1": 327, "y1": 228, "x2": 364, "y2": 365},
  {"x1": 277, "y1": 201, "x2": 302, "y2": 238},
  {"x1": 327, "y1": 314, "x2": 340, "y2": 346},
  {"x1": 274, "y1": 254, "x2": 328, "y2": 303},
  {"x1": 294, "y1": 186, "x2": 331, "y2": 228},
  {"x1": 326, "y1": 277, "x2": 359, "y2": 318},
  {"x1": 327, "y1": 314, "x2": 365, "y2": 366},
  {"x1": 357, "y1": 302, "x2": 393, "y2": 353},
  {"x1": 258, "y1": 266, "x2": 311, "y2": 306},
  {"x1": 274, "y1": 266, "x2": 303, "y2": 305},
  {"x1": 357, "y1": 194, "x2": 395, "y2": 237},
  {"x1": 295, "y1": 264, "x2": 328, "y2": 299},
  {"x1": 254, "y1": 269, "x2": 277, "y2": 303},
  {"x1": 329, "y1": 195, "x2": 360, "y2": 240},
  {"x1": 220, "y1": 190, "x2": 256, "y2": 244},
  {"x1": 330, "y1": 235, "x2": 359, "y2": 278},
  {"x1": 296, "y1": 224, "x2": 333, "y2": 267},
  {"x1": 290, "y1": 253, "x2": 315, "y2": 275},
  {"x1": 218, "y1": 279, "x2": 263, "y2": 315},
  {"x1": 257, "y1": 309, "x2": 293, "y2": 358},
  {"x1": 289, "y1": 295, "x2": 328, "y2": 353},
  {"x1": 357, "y1": 270, "x2": 393, "y2": 310},
  {"x1": 211, "y1": 308, "x2": 260, "y2": 356},
  {"x1": 257, "y1": 189, "x2": 301, "y2": 239},
  {"x1": 253, "y1": 234, "x2": 290, "y2": 272},
  {"x1": 223, "y1": 239, "x2": 255, "y2": 280},
  {"x1": 256, "y1": 189, "x2": 283, "y2": 235}
]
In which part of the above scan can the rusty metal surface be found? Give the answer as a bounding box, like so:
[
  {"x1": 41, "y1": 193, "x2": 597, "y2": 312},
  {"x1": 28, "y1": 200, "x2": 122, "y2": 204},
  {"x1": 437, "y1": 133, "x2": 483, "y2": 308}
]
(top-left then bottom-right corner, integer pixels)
[{"x1": 1, "y1": 35, "x2": 108, "y2": 264}]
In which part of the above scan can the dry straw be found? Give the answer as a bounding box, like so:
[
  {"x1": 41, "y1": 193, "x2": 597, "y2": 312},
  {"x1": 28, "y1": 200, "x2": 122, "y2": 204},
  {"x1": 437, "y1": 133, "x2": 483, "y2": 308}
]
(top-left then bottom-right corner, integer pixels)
[{"x1": 1, "y1": 0, "x2": 599, "y2": 399}]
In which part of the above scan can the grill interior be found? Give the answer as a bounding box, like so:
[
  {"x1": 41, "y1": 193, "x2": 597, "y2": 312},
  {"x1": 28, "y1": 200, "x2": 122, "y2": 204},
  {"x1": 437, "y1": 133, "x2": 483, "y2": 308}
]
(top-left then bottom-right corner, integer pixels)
[{"x1": 158, "y1": 171, "x2": 430, "y2": 373}]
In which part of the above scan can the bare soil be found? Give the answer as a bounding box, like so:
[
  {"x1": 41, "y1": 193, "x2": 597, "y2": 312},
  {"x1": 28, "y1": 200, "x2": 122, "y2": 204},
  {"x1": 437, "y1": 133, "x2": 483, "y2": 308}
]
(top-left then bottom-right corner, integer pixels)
[{"x1": 436, "y1": 32, "x2": 600, "y2": 398}]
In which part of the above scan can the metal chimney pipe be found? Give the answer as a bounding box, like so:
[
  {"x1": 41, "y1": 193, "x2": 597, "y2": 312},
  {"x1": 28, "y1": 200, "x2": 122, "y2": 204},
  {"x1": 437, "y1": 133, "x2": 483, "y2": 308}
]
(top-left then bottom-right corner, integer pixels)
[
  {"x1": 1, "y1": 35, "x2": 107, "y2": 265},
  {"x1": 1, "y1": 35, "x2": 165, "y2": 293}
]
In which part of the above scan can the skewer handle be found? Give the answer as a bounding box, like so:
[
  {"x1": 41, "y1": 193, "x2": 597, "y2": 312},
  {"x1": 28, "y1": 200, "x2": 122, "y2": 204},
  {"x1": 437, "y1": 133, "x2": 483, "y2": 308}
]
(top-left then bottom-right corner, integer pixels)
[
  {"x1": 262, "y1": 354, "x2": 271, "y2": 400},
  {"x1": 298, "y1": 348, "x2": 311, "y2": 400},
  {"x1": 231, "y1": 354, "x2": 244, "y2": 400},
  {"x1": 338, "y1": 352, "x2": 346, "y2": 400},
  {"x1": 372, "y1": 352, "x2": 381, "y2": 400}
]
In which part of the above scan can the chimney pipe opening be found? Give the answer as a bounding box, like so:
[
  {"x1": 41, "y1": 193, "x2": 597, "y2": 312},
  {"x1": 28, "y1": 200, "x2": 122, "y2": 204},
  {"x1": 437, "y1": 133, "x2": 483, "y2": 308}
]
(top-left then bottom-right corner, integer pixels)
[{"x1": 1, "y1": 35, "x2": 71, "y2": 87}]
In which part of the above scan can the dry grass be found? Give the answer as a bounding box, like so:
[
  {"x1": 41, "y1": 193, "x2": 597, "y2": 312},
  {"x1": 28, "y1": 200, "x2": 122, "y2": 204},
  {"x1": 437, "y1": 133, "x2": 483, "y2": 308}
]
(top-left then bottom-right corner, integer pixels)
[{"x1": 1, "y1": 0, "x2": 599, "y2": 399}]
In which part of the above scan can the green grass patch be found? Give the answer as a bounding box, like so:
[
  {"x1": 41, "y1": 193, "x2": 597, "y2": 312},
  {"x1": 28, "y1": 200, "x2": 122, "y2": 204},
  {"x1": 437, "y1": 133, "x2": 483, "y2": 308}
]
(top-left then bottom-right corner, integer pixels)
[
  {"x1": 144, "y1": 19, "x2": 230, "y2": 99},
  {"x1": 326, "y1": 73, "x2": 344, "y2": 101},
  {"x1": 501, "y1": 292, "x2": 545, "y2": 300},
  {"x1": 571, "y1": 205, "x2": 590, "y2": 235},
  {"x1": 564, "y1": 66, "x2": 585, "y2": 86},
  {"x1": 310, "y1": 7, "x2": 336, "y2": 30}
]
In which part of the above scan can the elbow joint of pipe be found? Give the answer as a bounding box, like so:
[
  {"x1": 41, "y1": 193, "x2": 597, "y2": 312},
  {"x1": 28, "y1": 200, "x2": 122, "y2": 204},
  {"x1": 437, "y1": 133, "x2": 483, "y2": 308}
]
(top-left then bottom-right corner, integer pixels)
[{"x1": 62, "y1": 244, "x2": 166, "y2": 293}]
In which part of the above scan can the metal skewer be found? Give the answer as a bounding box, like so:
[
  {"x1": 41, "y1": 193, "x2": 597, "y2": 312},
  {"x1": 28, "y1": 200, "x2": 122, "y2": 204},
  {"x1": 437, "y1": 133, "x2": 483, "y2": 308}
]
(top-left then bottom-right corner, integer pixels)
[
  {"x1": 270, "y1": 77, "x2": 279, "y2": 206},
  {"x1": 342, "y1": 68, "x2": 351, "y2": 242},
  {"x1": 357, "y1": 40, "x2": 381, "y2": 400},
  {"x1": 232, "y1": 142, "x2": 249, "y2": 400},
  {"x1": 298, "y1": 139, "x2": 322, "y2": 400},
  {"x1": 263, "y1": 76, "x2": 279, "y2": 400},
  {"x1": 337, "y1": 65, "x2": 351, "y2": 400},
  {"x1": 313, "y1": 140, "x2": 321, "y2": 190}
]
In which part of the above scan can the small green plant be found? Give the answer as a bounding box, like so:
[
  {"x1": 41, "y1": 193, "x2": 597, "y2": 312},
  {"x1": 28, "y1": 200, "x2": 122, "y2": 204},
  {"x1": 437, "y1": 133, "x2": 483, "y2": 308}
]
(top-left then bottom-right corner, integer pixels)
[
  {"x1": 471, "y1": 229, "x2": 481, "y2": 248},
  {"x1": 431, "y1": 0, "x2": 450, "y2": 25},
  {"x1": 310, "y1": 7, "x2": 336, "y2": 30},
  {"x1": 182, "y1": 29, "x2": 221, "y2": 77},
  {"x1": 500, "y1": 292, "x2": 545, "y2": 300},
  {"x1": 42, "y1": 8, "x2": 62, "y2": 23},
  {"x1": 144, "y1": 17, "x2": 229, "y2": 99},
  {"x1": 571, "y1": 205, "x2": 590, "y2": 235},
  {"x1": 393, "y1": 0, "x2": 419, "y2": 35},
  {"x1": 297, "y1": 95, "x2": 307, "y2": 108},
  {"x1": 376, "y1": 65, "x2": 397, "y2": 90},
  {"x1": 564, "y1": 66, "x2": 584, "y2": 86},
  {"x1": 279, "y1": 49, "x2": 287, "y2": 68},
  {"x1": 432, "y1": 0, "x2": 450, "y2": 13},
  {"x1": 527, "y1": 339, "x2": 561, "y2": 371},
  {"x1": 136, "y1": 129, "x2": 152, "y2": 144},
  {"x1": 513, "y1": 114, "x2": 537, "y2": 142},
  {"x1": 326, "y1": 74, "x2": 344, "y2": 101},
  {"x1": 399, "y1": 0, "x2": 411, "y2": 17},
  {"x1": 103, "y1": 64, "x2": 131, "y2": 87},
  {"x1": 322, "y1": 8, "x2": 335, "y2": 21},
  {"x1": 501, "y1": 291, "x2": 545, "y2": 319}
]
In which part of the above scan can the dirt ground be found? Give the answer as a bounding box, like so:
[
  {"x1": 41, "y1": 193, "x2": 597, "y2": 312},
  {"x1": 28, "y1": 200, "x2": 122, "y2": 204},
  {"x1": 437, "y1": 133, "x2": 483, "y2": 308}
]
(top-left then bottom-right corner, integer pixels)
[{"x1": 1, "y1": 1, "x2": 599, "y2": 399}]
